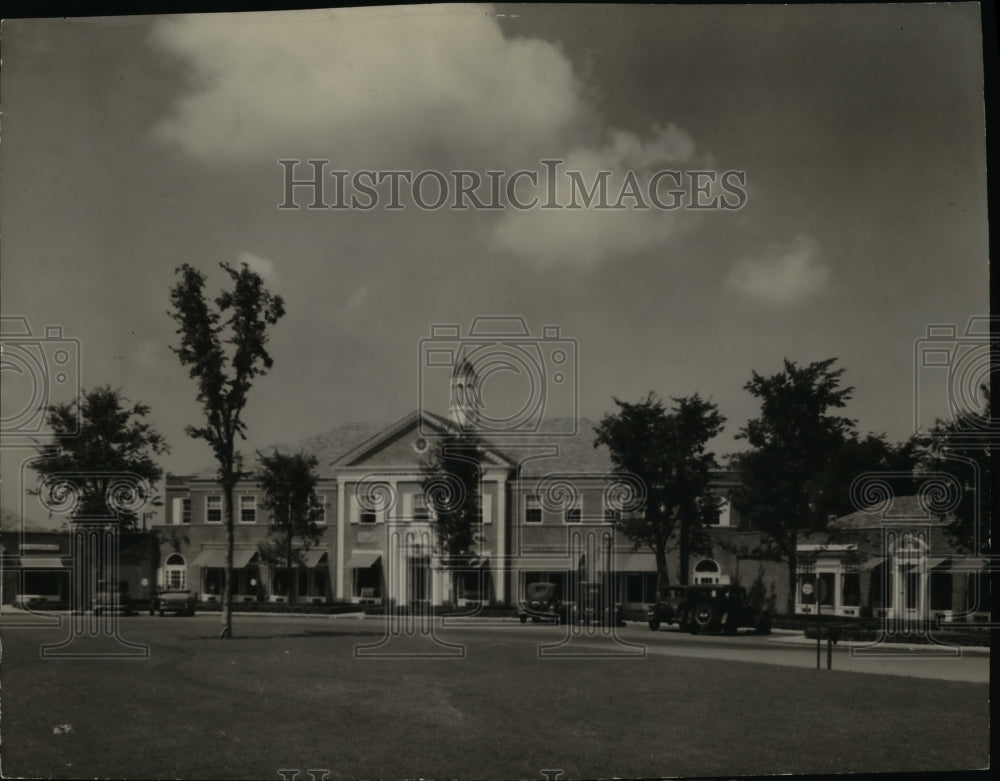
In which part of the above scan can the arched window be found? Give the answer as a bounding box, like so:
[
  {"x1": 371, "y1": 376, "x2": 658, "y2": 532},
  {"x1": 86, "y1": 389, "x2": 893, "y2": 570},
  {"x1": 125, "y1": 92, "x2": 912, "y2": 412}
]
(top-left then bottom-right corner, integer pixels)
[
  {"x1": 164, "y1": 554, "x2": 186, "y2": 590},
  {"x1": 693, "y1": 558, "x2": 721, "y2": 584}
]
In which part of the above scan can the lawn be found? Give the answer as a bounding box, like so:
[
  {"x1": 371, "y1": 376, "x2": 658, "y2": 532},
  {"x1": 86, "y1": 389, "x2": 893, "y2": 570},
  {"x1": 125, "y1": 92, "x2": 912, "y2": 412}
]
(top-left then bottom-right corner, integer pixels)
[{"x1": 0, "y1": 616, "x2": 989, "y2": 779}]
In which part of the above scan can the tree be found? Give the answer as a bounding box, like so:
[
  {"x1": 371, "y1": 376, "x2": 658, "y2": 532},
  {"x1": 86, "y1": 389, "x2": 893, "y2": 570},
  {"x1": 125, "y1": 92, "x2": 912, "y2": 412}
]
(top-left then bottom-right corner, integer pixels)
[
  {"x1": 917, "y1": 383, "x2": 991, "y2": 554},
  {"x1": 729, "y1": 358, "x2": 856, "y2": 615},
  {"x1": 169, "y1": 262, "x2": 285, "y2": 638},
  {"x1": 255, "y1": 450, "x2": 325, "y2": 603},
  {"x1": 593, "y1": 392, "x2": 725, "y2": 596},
  {"x1": 31, "y1": 385, "x2": 168, "y2": 530},
  {"x1": 420, "y1": 425, "x2": 483, "y2": 600}
]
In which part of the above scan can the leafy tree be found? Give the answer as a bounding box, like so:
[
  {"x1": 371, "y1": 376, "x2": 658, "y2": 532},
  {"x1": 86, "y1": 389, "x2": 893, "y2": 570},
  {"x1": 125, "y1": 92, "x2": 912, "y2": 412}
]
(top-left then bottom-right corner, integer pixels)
[
  {"x1": 917, "y1": 383, "x2": 991, "y2": 554},
  {"x1": 593, "y1": 392, "x2": 725, "y2": 595},
  {"x1": 729, "y1": 358, "x2": 856, "y2": 615},
  {"x1": 420, "y1": 425, "x2": 483, "y2": 597},
  {"x1": 255, "y1": 450, "x2": 325, "y2": 604},
  {"x1": 169, "y1": 262, "x2": 285, "y2": 638},
  {"x1": 31, "y1": 385, "x2": 168, "y2": 530}
]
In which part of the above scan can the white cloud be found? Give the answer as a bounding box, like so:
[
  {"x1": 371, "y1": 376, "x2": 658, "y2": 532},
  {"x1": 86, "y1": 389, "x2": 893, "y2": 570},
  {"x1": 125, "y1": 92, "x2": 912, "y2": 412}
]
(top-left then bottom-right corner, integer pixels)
[
  {"x1": 152, "y1": 5, "x2": 713, "y2": 269},
  {"x1": 150, "y1": 5, "x2": 585, "y2": 168},
  {"x1": 237, "y1": 251, "x2": 277, "y2": 283},
  {"x1": 491, "y1": 124, "x2": 704, "y2": 267},
  {"x1": 726, "y1": 235, "x2": 829, "y2": 305}
]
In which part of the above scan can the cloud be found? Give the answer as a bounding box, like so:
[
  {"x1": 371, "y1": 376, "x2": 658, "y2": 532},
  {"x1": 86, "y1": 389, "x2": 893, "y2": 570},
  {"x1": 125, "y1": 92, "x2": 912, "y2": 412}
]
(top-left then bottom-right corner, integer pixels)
[
  {"x1": 491, "y1": 124, "x2": 702, "y2": 267},
  {"x1": 726, "y1": 235, "x2": 829, "y2": 305},
  {"x1": 237, "y1": 251, "x2": 277, "y2": 283},
  {"x1": 151, "y1": 5, "x2": 714, "y2": 269},
  {"x1": 150, "y1": 5, "x2": 586, "y2": 169}
]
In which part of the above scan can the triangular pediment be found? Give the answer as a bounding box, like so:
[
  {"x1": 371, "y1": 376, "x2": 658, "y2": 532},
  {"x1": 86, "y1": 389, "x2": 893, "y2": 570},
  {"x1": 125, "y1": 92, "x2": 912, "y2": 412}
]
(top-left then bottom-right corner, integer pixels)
[{"x1": 334, "y1": 410, "x2": 514, "y2": 468}]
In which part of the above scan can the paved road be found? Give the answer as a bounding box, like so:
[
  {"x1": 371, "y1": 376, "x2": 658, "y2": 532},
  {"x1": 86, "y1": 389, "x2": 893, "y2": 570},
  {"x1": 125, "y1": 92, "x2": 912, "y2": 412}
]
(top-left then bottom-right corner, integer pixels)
[{"x1": 5, "y1": 610, "x2": 983, "y2": 682}]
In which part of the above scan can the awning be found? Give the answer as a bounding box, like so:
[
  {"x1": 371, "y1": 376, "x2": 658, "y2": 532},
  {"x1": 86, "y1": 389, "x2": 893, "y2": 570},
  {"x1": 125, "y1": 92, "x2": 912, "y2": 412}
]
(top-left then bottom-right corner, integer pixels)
[
  {"x1": 192, "y1": 548, "x2": 258, "y2": 569},
  {"x1": 512, "y1": 557, "x2": 574, "y2": 571},
  {"x1": 18, "y1": 557, "x2": 67, "y2": 569},
  {"x1": 942, "y1": 557, "x2": 987, "y2": 572},
  {"x1": 302, "y1": 549, "x2": 328, "y2": 568},
  {"x1": 345, "y1": 551, "x2": 381, "y2": 569},
  {"x1": 615, "y1": 553, "x2": 657, "y2": 572}
]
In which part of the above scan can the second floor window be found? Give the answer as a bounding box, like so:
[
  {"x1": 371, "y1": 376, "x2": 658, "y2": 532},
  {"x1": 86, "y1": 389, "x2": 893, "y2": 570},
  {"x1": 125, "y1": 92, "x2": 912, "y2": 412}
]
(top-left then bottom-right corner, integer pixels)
[
  {"x1": 240, "y1": 495, "x2": 257, "y2": 523},
  {"x1": 182, "y1": 498, "x2": 192, "y2": 524},
  {"x1": 565, "y1": 506, "x2": 582, "y2": 523},
  {"x1": 206, "y1": 495, "x2": 222, "y2": 523},
  {"x1": 360, "y1": 511, "x2": 377, "y2": 524},
  {"x1": 524, "y1": 495, "x2": 542, "y2": 524}
]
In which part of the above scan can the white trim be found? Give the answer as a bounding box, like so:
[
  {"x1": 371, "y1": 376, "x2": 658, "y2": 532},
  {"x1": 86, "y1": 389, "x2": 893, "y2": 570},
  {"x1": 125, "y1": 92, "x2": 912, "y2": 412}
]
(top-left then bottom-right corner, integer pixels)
[
  {"x1": 171, "y1": 497, "x2": 183, "y2": 526},
  {"x1": 481, "y1": 493, "x2": 493, "y2": 525},
  {"x1": 496, "y1": 475, "x2": 506, "y2": 603}
]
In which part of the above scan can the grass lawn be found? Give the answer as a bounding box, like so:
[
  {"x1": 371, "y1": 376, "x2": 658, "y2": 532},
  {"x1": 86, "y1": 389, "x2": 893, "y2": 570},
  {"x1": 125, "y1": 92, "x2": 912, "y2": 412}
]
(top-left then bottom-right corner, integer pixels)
[{"x1": 0, "y1": 616, "x2": 989, "y2": 779}]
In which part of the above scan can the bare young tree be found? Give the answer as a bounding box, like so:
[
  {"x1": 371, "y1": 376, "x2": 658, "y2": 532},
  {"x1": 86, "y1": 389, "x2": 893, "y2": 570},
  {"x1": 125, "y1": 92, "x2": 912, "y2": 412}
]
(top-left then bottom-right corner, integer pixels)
[{"x1": 169, "y1": 262, "x2": 285, "y2": 638}]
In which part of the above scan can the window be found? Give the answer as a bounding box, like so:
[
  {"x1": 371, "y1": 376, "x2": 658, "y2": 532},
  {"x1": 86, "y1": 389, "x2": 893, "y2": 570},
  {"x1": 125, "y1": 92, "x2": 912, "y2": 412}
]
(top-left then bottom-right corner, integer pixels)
[
  {"x1": 354, "y1": 563, "x2": 383, "y2": 599},
  {"x1": 164, "y1": 553, "x2": 186, "y2": 590},
  {"x1": 818, "y1": 572, "x2": 834, "y2": 607},
  {"x1": 314, "y1": 495, "x2": 327, "y2": 524},
  {"x1": 206, "y1": 495, "x2": 222, "y2": 523},
  {"x1": 413, "y1": 495, "x2": 430, "y2": 523},
  {"x1": 239, "y1": 495, "x2": 257, "y2": 523},
  {"x1": 565, "y1": 506, "x2": 581, "y2": 524},
  {"x1": 524, "y1": 495, "x2": 541, "y2": 524},
  {"x1": 360, "y1": 511, "x2": 377, "y2": 524},
  {"x1": 930, "y1": 572, "x2": 952, "y2": 611},
  {"x1": 841, "y1": 573, "x2": 860, "y2": 607},
  {"x1": 182, "y1": 499, "x2": 191, "y2": 524}
]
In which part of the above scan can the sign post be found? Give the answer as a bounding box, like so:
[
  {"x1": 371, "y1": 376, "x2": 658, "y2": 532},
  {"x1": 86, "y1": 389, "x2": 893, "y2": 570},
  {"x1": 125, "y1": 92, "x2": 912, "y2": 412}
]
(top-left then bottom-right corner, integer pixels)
[{"x1": 802, "y1": 580, "x2": 820, "y2": 668}]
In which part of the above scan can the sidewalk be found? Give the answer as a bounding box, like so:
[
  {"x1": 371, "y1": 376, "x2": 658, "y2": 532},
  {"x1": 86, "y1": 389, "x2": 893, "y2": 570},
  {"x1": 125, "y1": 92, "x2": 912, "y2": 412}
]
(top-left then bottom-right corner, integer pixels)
[{"x1": 766, "y1": 630, "x2": 990, "y2": 656}]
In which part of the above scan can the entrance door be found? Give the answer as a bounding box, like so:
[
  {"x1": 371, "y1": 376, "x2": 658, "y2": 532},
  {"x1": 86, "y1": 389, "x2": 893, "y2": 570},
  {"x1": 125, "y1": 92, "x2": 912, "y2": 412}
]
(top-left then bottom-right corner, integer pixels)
[{"x1": 408, "y1": 555, "x2": 430, "y2": 604}]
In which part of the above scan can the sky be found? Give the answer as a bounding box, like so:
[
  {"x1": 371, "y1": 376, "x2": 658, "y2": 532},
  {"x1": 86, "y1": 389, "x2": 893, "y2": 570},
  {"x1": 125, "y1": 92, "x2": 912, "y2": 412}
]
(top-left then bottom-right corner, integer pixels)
[{"x1": 0, "y1": 3, "x2": 989, "y2": 528}]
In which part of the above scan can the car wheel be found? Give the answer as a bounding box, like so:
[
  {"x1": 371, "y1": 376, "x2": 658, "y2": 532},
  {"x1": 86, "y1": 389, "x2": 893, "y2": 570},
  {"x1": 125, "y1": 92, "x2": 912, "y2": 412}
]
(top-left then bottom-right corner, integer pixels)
[
  {"x1": 519, "y1": 615, "x2": 527, "y2": 624},
  {"x1": 692, "y1": 603, "x2": 718, "y2": 631},
  {"x1": 754, "y1": 614, "x2": 772, "y2": 635},
  {"x1": 648, "y1": 618, "x2": 661, "y2": 631}
]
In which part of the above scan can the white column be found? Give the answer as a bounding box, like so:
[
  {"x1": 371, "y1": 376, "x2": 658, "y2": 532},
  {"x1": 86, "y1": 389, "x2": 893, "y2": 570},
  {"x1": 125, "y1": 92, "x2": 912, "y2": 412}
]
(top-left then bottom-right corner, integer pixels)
[
  {"x1": 336, "y1": 478, "x2": 346, "y2": 600},
  {"x1": 495, "y1": 473, "x2": 507, "y2": 604}
]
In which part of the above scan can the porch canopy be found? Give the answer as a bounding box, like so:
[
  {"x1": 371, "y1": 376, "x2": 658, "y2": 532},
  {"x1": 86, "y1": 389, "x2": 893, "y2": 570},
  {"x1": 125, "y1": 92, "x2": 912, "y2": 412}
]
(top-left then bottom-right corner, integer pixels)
[{"x1": 192, "y1": 548, "x2": 258, "y2": 569}]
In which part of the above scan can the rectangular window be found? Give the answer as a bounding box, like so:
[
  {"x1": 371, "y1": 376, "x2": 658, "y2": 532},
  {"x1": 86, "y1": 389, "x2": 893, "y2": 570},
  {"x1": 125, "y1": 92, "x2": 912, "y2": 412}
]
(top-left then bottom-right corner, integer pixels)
[
  {"x1": 206, "y1": 495, "x2": 222, "y2": 524},
  {"x1": 841, "y1": 573, "x2": 861, "y2": 607},
  {"x1": 360, "y1": 511, "x2": 377, "y2": 524},
  {"x1": 413, "y1": 495, "x2": 430, "y2": 523},
  {"x1": 565, "y1": 507, "x2": 582, "y2": 524},
  {"x1": 818, "y1": 572, "x2": 835, "y2": 607},
  {"x1": 315, "y1": 495, "x2": 327, "y2": 525},
  {"x1": 182, "y1": 498, "x2": 191, "y2": 524},
  {"x1": 524, "y1": 495, "x2": 542, "y2": 524},
  {"x1": 239, "y1": 495, "x2": 256, "y2": 523}
]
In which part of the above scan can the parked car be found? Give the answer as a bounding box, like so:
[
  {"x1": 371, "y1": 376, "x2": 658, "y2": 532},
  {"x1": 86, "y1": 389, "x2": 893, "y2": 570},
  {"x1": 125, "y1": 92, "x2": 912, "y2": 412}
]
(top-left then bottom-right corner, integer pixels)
[
  {"x1": 647, "y1": 585, "x2": 692, "y2": 631},
  {"x1": 518, "y1": 582, "x2": 570, "y2": 624},
  {"x1": 576, "y1": 580, "x2": 625, "y2": 627},
  {"x1": 92, "y1": 580, "x2": 135, "y2": 616},
  {"x1": 649, "y1": 584, "x2": 771, "y2": 635},
  {"x1": 152, "y1": 589, "x2": 197, "y2": 616}
]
